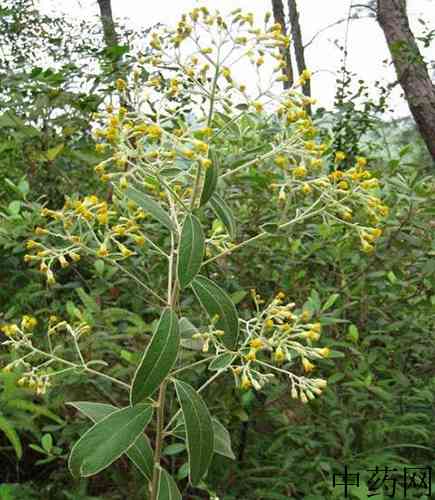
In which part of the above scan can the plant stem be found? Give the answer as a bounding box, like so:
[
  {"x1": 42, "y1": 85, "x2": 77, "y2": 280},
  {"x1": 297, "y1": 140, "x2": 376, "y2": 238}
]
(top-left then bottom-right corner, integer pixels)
[
  {"x1": 150, "y1": 381, "x2": 167, "y2": 500},
  {"x1": 150, "y1": 222, "x2": 178, "y2": 499},
  {"x1": 29, "y1": 346, "x2": 130, "y2": 390}
]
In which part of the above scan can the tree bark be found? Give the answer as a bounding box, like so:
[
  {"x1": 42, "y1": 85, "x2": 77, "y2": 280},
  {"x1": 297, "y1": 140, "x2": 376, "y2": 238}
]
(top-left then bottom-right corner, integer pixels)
[
  {"x1": 377, "y1": 0, "x2": 435, "y2": 161},
  {"x1": 97, "y1": 0, "x2": 118, "y2": 48},
  {"x1": 287, "y1": 0, "x2": 310, "y2": 98},
  {"x1": 271, "y1": 0, "x2": 294, "y2": 89}
]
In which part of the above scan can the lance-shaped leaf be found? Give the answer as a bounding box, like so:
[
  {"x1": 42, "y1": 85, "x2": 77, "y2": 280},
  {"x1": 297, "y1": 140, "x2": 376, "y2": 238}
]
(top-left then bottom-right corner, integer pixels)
[
  {"x1": 177, "y1": 214, "x2": 205, "y2": 289},
  {"x1": 173, "y1": 379, "x2": 214, "y2": 485},
  {"x1": 68, "y1": 401, "x2": 153, "y2": 480},
  {"x1": 209, "y1": 194, "x2": 236, "y2": 239},
  {"x1": 191, "y1": 275, "x2": 239, "y2": 349},
  {"x1": 172, "y1": 418, "x2": 235, "y2": 461},
  {"x1": 179, "y1": 317, "x2": 204, "y2": 351},
  {"x1": 126, "y1": 187, "x2": 174, "y2": 232},
  {"x1": 131, "y1": 308, "x2": 180, "y2": 405},
  {"x1": 68, "y1": 404, "x2": 153, "y2": 477},
  {"x1": 157, "y1": 467, "x2": 182, "y2": 500},
  {"x1": 212, "y1": 418, "x2": 235, "y2": 460},
  {"x1": 199, "y1": 155, "x2": 218, "y2": 206}
]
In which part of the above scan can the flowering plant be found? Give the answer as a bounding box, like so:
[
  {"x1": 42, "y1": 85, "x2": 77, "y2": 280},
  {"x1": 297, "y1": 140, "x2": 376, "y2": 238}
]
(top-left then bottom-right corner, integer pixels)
[{"x1": 1, "y1": 7, "x2": 387, "y2": 498}]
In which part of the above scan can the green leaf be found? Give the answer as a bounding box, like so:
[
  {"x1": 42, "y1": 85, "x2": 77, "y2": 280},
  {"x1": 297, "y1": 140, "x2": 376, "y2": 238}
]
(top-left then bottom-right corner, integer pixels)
[
  {"x1": 41, "y1": 434, "x2": 53, "y2": 453},
  {"x1": 157, "y1": 467, "x2": 182, "y2": 500},
  {"x1": 7, "y1": 201, "x2": 21, "y2": 216},
  {"x1": 46, "y1": 143, "x2": 64, "y2": 161},
  {"x1": 170, "y1": 418, "x2": 235, "y2": 460},
  {"x1": 179, "y1": 317, "x2": 204, "y2": 351},
  {"x1": 173, "y1": 379, "x2": 214, "y2": 485},
  {"x1": 230, "y1": 290, "x2": 247, "y2": 305},
  {"x1": 76, "y1": 288, "x2": 99, "y2": 312},
  {"x1": 177, "y1": 214, "x2": 205, "y2": 289},
  {"x1": 209, "y1": 353, "x2": 235, "y2": 371},
  {"x1": 130, "y1": 308, "x2": 180, "y2": 405},
  {"x1": 347, "y1": 324, "x2": 359, "y2": 343},
  {"x1": 126, "y1": 187, "x2": 174, "y2": 232},
  {"x1": 209, "y1": 194, "x2": 236, "y2": 239},
  {"x1": 68, "y1": 401, "x2": 154, "y2": 480},
  {"x1": 6, "y1": 399, "x2": 63, "y2": 424},
  {"x1": 191, "y1": 275, "x2": 239, "y2": 349},
  {"x1": 68, "y1": 404, "x2": 153, "y2": 477},
  {"x1": 212, "y1": 418, "x2": 235, "y2": 460},
  {"x1": 321, "y1": 293, "x2": 339, "y2": 312},
  {"x1": 0, "y1": 414, "x2": 22, "y2": 459},
  {"x1": 200, "y1": 156, "x2": 218, "y2": 206},
  {"x1": 162, "y1": 443, "x2": 186, "y2": 456}
]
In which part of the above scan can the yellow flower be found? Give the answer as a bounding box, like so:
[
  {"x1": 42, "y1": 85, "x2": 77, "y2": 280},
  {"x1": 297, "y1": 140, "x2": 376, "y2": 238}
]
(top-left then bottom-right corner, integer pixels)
[
  {"x1": 94, "y1": 163, "x2": 105, "y2": 175},
  {"x1": 194, "y1": 140, "x2": 208, "y2": 154},
  {"x1": 335, "y1": 151, "x2": 346, "y2": 162},
  {"x1": 293, "y1": 166, "x2": 307, "y2": 178},
  {"x1": 307, "y1": 329, "x2": 320, "y2": 342},
  {"x1": 250, "y1": 338, "x2": 264, "y2": 349},
  {"x1": 301, "y1": 69, "x2": 312, "y2": 81},
  {"x1": 310, "y1": 158, "x2": 322, "y2": 169},
  {"x1": 97, "y1": 210, "x2": 108, "y2": 225},
  {"x1": 115, "y1": 78, "x2": 127, "y2": 91},
  {"x1": 356, "y1": 156, "x2": 367, "y2": 168},
  {"x1": 146, "y1": 125, "x2": 162, "y2": 140},
  {"x1": 245, "y1": 349, "x2": 257, "y2": 361},
  {"x1": 253, "y1": 101, "x2": 263, "y2": 113},
  {"x1": 58, "y1": 255, "x2": 69, "y2": 268},
  {"x1": 34, "y1": 227, "x2": 47, "y2": 236},
  {"x1": 97, "y1": 244, "x2": 109, "y2": 258},
  {"x1": 274, "y1": 347, "x2": 285, "y2": 363},
  {"x1": 317, "y1": 347, "x2": 331, "y2": 358},
  {"x1": 265, "y1": 318, "x2": 274, "y2": 329},
  {"x1": 256, "y1": 56, "x2": 264, "y2": 66},
  {"x1": 1, "y1": 324, "x2": 19, "y2": 337},
  {"x1": 26, "y1": 240, "x2": 39, "y2": 249},
  {"x1": 240, "y1": 375, "x2": 252, "y2": 390},
  {"x1": 46, "y1": 269, "x2": 56, "y2": 286},
  {"x1": 274, "y1": 155, "x2": 287, "y2": 168},
  {"x1": 311, "y1": 323, "x2": 321, "y2": 333},
  {"x1": 338, "y1": 181, "x2": 349, "y2": 190},
  {"x1": 182, "y1": 148, "x2": 195, "y2": 159},
  {"x1": 361, "y1": 179, "x2": 379, "y2": 190},
  {"x1": 200, "y1": 158, "x2": 212, "y2": 169},
  {"x1": 302, "y1": 357, "x2": 315, "y2": 373},
  {"x1": 301, "y1": 183, "x2": 312, "y2": 194},
  {"x1": 221, "y1": 67, "x2": 232, "y2": 80},
  {"x1": 69, "y1": 252, "x2": 81, "y2": 262},
  {"x1": 119, "y1": 244, "x2": 134, "y2": 258},
  {"x1": 21, "y1": 315, "x2": 38, "y2": 331},
  {"x1": 312, "y1": 378, "x2": 327, "y2": 389},
  {"x1": 361, "y1": 240, "x2": 374, "y2": 254}
]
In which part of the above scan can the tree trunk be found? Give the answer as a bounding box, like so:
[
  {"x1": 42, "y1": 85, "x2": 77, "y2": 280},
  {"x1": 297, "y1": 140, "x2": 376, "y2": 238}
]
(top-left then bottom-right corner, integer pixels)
[
  {"x1": 377, "y1": 0, "x2": 435, "y2": 161},
  {"x1": 97, "y1": 0, "x2": 118, "y2": 48},
  {"x1": 271, "y1": 0, "x2": 294, "y2": 89},
  {"x1": 287, "y1": 0, "x2": 310, "y2": 99}
]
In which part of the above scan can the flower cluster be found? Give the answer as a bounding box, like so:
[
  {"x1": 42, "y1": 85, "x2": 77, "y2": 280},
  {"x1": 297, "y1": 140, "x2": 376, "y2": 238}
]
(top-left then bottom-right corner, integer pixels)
[
  {"x1": 1, "y1": 315, "x2": 92, "y2": 395},
  {"x1": 271, "y1": 150, "x2": 387, "y2": 253},
  {"x1": 23, "y1": 194, "x2": 158, "y2": 285},
  {"x1": 193, "y1": 291, "x2": 330, "y2": 403}
]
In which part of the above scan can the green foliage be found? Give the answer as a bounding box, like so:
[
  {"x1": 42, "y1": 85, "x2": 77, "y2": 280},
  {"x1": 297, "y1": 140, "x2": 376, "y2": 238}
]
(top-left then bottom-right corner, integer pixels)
[
  {"x1": 68, "y1": 404, "x2": 153, "y2": 477},
  {"x1": 0, "y1": 2, "x2": 434, "y2": 500}
]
